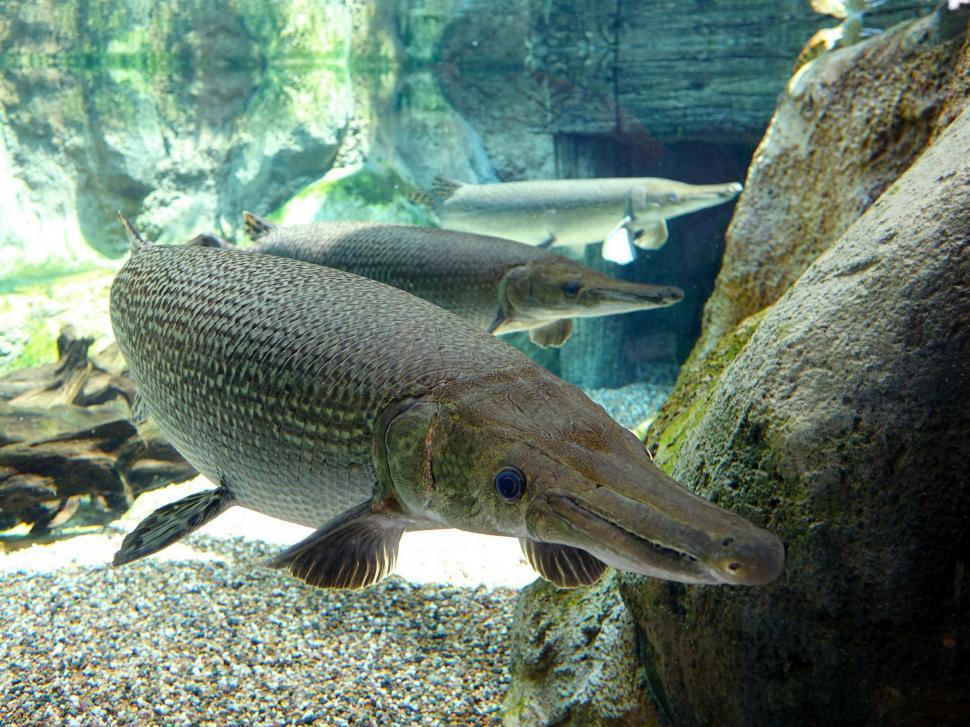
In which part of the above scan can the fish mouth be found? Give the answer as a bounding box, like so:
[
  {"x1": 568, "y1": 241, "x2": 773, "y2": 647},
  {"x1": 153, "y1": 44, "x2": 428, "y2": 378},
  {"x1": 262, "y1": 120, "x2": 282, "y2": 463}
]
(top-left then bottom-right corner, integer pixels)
[
  {"x1": 531, "y1": 492, "x2": 784, "y2": 586},
  {"x1": 584, "y1": 284, "x2": 684, "y2": 311}
]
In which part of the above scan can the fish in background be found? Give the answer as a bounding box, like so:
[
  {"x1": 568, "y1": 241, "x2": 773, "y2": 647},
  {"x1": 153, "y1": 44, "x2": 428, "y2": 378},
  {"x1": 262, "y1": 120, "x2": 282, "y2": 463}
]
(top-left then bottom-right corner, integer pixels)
[
  {"x1": 415, "y1": 176, "x2": 743, "y2": 265},
  {"x1": 111, "y1": 216, "x2": 784, "y2": 590},
  {"x1": 219, "y1": 214, "x2": 684, "y2": 349}
]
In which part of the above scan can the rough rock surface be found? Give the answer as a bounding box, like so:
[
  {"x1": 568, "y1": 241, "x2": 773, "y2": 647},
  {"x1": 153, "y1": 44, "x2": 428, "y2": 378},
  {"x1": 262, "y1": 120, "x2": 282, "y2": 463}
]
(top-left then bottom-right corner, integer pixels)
[
  {"x1": 503, "y1": 575, "x2": 658, "y2": 727},
  {"x1": 690, "y1": 6, "x2": 970, "y2": 362},
  {"x1": 437, "y1": 0, "x2": 929, "y2": 180},
  {"x1": 625, "y1": 103, "x2": 970, "y2": 726}
]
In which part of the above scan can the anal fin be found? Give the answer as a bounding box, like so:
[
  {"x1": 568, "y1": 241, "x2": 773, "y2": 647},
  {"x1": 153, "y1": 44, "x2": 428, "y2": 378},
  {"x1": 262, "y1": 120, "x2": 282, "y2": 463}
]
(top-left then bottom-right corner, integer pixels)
[
  {"x1": 113, "y1": 486, "x2": 234, "y2": 566},
  {"x1": 528, "y1": 319, "x2": 574, "y2": 348},
  {"x1": 520, "y1": 539, "x2": 608, "y2": 588},
  {"x1": 267, "y1": 501, "x2": 408, "y2": 590},
  {"x1": 242, "y1": 211, "x2": 275, "y2": 242}
]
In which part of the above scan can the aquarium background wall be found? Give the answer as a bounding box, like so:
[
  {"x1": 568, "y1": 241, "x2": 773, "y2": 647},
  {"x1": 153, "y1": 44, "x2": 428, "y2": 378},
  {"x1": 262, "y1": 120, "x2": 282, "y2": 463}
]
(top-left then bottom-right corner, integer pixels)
[{"x1": 0, "y1": 0, "x2": 928, "y2": 386}]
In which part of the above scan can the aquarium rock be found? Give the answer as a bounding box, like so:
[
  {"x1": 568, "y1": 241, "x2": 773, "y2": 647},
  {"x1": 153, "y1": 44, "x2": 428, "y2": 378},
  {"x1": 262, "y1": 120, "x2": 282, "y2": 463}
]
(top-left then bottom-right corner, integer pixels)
[
  {"x1": 691, "y1": 4, "x2": 970, "y2": 363},
  {"x1": 502, "y1": 574, "x2": 658, "y2": 726},
  {"x1": 507, "y1": 80, "x2": 970, "y2": 727}
]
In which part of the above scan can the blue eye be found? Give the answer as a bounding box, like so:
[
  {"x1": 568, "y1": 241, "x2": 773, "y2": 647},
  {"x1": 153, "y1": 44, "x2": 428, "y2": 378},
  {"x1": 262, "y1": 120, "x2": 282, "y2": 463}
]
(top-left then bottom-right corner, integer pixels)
[
  {"x1": 562, "y1": 281, "x2": 581, "y2": 297},
  {"x1": 494, "y1": 467, "x2": 526, "y2": 502}
]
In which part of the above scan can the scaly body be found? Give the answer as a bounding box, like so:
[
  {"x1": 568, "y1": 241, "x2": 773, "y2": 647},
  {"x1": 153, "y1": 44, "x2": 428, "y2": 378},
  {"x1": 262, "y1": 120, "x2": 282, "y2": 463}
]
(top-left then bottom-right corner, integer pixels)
[
  {"x1": 240, "y1": 216, "x2": 683, "y2": 348},
  {"x1": 431, "y1": 176, "x2": 743, "y2": 262},
  {"x1": 111, "y1": 222, "x2": 783, "y2": 590}
]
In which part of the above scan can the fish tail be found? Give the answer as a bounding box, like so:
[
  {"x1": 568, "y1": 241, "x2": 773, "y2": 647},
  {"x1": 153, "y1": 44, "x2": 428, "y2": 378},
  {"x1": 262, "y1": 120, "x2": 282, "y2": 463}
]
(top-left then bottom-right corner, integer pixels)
[{"x1": 243, "y1": 211, "x2": 275, "y2": 242}]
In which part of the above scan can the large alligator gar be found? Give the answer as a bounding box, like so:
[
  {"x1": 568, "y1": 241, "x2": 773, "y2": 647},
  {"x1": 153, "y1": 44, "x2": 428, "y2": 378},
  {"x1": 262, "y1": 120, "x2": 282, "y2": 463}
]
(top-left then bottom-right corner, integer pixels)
[
  {"x1": 110, "y1": 217, "x2": 784, "y2": 590},
  {"x1": 427, "y1": 176, "x2": 743, "y2": 264},
  {"x1": 235, "y1": 214, "x2": 683, "y2": 349}
]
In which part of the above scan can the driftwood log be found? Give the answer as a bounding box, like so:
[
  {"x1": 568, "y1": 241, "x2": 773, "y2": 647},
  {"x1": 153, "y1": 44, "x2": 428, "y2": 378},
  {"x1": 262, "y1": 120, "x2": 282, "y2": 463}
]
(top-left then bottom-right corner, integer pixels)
[{"x1": 0, "y1": 328, "x2": 196, "y2": 535}]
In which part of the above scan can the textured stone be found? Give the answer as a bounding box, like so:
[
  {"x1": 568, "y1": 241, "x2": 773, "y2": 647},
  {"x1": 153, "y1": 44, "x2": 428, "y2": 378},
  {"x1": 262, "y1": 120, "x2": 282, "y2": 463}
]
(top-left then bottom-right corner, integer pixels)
[
  {"x1": 626, "y1": 102, "x2": 970, "y2": 726},
  {"x1": 690, "y1": 6, "x2": 970, "y2": 362},
  {"x1": 502, "y1": 575, "x2": 659, "y2": 727}
]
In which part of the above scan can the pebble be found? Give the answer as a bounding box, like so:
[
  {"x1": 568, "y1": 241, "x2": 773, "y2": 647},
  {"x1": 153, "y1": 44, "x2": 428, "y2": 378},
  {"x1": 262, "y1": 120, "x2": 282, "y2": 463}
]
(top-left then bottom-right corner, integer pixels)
[
  {"x1": 585, "y1": 378, "x2": 675, "y2": 429},
  {"x1": 0, "y1": 537, "x2": 513, "y2": 725}
]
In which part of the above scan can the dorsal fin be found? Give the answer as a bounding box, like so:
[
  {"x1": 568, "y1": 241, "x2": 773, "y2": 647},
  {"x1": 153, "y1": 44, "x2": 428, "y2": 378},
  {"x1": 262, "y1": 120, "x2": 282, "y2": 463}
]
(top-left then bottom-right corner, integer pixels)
[
  {"x1": 431, "y1": 176, "x2": 463, "y2": 201},
  {"x1": 186, "y1": 233, "x2": 234, "y2": 249},
  {"x1": 117, "y1": 212, "x2": 150, "y2": 254},
  {"x1": 242, "y1": 211, "x2": 275, "y2": 242}
]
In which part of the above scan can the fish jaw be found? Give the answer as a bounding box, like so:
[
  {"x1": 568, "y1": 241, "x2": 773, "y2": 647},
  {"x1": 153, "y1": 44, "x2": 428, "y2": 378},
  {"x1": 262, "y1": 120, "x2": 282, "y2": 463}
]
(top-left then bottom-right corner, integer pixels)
[
  {"x1": 579, "y1": 281, "x2": 684, "y2": 316},
  {"x1": 524, "y1": 438, "x2": 785, "y2": 586},
  {"x1": 501, "y1": 259, "x2": 684, "y2": 327},
  {"x1": 639, "y1": 180, "x2": 743, "y2": 221}
]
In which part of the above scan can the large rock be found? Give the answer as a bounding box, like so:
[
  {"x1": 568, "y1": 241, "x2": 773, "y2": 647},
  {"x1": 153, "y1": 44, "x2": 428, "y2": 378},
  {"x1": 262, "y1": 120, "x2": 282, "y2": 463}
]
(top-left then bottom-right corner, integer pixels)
[
  {"x1": 689, "y1": 6, "x2": 970, "y2": 362},
  {"x1": 503, "y1": 575, "x2": 659, "y2": 726},
  {"x1": 650, "y1": 5, "x2": 970, "y2": 439},
  {"x1": 623, "y1": 102, "x2": 970, "y2": 726}
]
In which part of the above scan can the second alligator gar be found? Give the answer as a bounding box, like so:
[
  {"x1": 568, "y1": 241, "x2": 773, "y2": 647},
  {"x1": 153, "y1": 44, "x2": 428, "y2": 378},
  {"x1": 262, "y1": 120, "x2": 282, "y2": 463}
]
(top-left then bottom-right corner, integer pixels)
[
  {"x1": 230, "y1": 214, "x2": 684, "y2": 349},
  {"x1": 425, "y1": 176, "x2": 743, "y2": 264},
  {"x1": 112, "y1": 217, "x2": 784, "y2": 591}
]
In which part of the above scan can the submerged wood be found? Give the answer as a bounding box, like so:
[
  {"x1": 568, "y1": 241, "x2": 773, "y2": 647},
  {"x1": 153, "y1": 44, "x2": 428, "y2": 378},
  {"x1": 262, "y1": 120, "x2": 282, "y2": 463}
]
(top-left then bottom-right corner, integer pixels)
[{"x1": 0, "y1": 328, "x2": 196, "y2": 536}]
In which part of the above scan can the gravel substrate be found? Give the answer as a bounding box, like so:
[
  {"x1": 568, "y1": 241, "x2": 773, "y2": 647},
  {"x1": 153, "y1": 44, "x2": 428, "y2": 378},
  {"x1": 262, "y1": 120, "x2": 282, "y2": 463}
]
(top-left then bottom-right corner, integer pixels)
[
  {"x1": 0, "y1": 536, "x2": 515, "y2": 726},
  {"x1": 584, "y1": 378, "x2": 675, "y2": 429}
]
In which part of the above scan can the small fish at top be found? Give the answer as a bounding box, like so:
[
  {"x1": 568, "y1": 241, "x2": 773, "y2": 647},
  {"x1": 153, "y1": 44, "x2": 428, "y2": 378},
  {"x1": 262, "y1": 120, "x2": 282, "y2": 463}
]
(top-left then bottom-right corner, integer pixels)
[
  {"x1": 227, "y1": 214, "x2": 683, "y2": 349},
  {"x1": 110, "y1": 215, "x2": 784, "y2": 592},
  {"x1": 415, "y1": 176, "x2": 743, "y2": 265}
]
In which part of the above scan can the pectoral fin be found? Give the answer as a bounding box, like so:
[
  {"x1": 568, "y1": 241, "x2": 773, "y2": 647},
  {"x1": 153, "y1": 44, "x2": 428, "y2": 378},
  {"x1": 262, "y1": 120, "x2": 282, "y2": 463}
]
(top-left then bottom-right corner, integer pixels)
[
  {"x1": 528, "y1": 319, "x2": 573, "y2": 348},
  {"x1": 113, "y1": 485, "x2": 234, "y2": 566},
  {"x1": 520, "y1": 539, "x2": 608, "y2": 588},
  {"x1": 602, "y1": 215, "x2": 636, "y2": 264},
  {"x1": 431, "y1": 176, "x2": 463, "y2": 201},
  {"x1": 267, "y1": 501, "x2": 408, "y2": 589},
  {"x1": 634, "y1": 219, "x2": 669, "y2": 250},
  {"x1": 487, "y1": 308, "x2": 508, "y2": 334},
  {"x1": 537, "y1": 234, "x2": 556, "y2": 250}
]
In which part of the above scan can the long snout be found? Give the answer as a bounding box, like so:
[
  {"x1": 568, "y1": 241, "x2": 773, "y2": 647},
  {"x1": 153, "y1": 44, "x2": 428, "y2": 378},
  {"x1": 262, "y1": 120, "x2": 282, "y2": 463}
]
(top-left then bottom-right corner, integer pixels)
[
  {"x1": 582, "y1": 282, "x2": 684, "y2": 315},
  {"x1": 526, "y1": 447, "x2": 784, "y2": 586}
]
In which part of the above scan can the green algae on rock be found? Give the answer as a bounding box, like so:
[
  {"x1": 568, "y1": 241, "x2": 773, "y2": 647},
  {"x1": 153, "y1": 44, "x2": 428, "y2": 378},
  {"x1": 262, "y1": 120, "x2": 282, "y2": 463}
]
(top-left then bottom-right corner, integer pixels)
[{"x1": 622, "y1": 100, "x2": 970, "y2": 727}]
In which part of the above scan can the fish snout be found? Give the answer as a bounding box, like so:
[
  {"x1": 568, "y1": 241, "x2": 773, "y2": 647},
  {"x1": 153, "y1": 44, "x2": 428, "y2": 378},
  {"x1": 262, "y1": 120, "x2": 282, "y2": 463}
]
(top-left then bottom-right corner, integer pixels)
[
  {"x1": 705, "y1": 531, "x2": 785, "y2": 586},
  {"x1": 585, "y1": 284, "x2": 684, "y2": 311},
  {"x1": 720, "y1": 182, "x2": 744, "y2": 199}
]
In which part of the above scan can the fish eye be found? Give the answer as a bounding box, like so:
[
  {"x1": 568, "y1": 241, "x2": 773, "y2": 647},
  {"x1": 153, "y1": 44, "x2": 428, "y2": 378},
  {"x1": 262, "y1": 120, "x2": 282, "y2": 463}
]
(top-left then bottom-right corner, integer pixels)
[
  {"x1": 666, "y1": 192, "x2": 679, "y2": 203},
  {"x1": 494, "y1": 466, "x2": 526, "y2": 502},
  {"x1": 562, "y1": 280, "x2": 581, "y2": 297}
]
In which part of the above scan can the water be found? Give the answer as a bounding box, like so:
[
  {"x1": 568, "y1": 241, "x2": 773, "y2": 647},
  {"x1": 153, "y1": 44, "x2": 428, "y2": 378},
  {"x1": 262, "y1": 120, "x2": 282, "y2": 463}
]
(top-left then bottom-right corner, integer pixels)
[{"x1": 2, "y1": 1, "x2": 966, "y2": 725}]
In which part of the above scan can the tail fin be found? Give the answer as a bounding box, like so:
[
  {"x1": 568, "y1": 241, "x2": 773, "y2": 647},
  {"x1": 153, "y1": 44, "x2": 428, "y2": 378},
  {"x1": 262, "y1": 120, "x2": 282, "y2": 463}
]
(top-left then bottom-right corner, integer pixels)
[
  {"x1": 186, "y1": 233, "x2": 235, "y2": 249},
  {"x1": 243, "y1": 211, "x2": 275, "y2": 242},
  {"x1": 117, "y1": 212, "x2": 150, "y2": 254}
]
